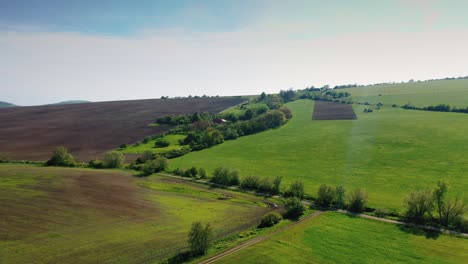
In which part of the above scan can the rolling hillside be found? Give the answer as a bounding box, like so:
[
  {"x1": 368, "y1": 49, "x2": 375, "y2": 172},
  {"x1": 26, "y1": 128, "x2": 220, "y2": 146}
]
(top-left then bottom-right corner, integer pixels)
[
  {"x1": 0, "y1": 97, "x2": 245, "y2": 161},
  {"x1": 170, "y1": 100, "x2": 468, "y2": 210}
]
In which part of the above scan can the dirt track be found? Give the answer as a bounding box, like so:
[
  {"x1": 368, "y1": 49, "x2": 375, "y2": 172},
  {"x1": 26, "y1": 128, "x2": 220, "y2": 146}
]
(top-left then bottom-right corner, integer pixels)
[
  {"x1": 198, "y1": 211, "x2": 324, "y2": 264},
  {"x1": 0, "y1": 97, "x2": 244, "y2": 161},
  {"x1": 312, "y1": 100, "x2": 357, "y2": 120}
]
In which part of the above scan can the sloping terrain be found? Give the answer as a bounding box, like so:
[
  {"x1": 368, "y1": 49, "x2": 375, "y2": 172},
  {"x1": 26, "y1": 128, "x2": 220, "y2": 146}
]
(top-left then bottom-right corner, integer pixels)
[
  {"x1": 219, "y1": 212, "x2": 468, "y2": 264},
  {"x1": 0, "y1": 164, "x2": 270, "y2": 263},
  {"x1": 170, "y1": 100, "x2": 468, "y2": 210},
  {"x1": 0, "y1": 101, "x2": 16, "y2": 108},
  {"x1": 346, "y1": 78, "x2": 468, "y2": 107},
  {"x1": 0, "y1": 97, "x2": 244, "y2": 161}
]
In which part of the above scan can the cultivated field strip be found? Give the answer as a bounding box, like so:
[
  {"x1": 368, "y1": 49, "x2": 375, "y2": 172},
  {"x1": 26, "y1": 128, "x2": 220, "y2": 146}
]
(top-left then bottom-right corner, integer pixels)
[{"x1": 312, "y1": 100, "x2": 357, "y2": 120}]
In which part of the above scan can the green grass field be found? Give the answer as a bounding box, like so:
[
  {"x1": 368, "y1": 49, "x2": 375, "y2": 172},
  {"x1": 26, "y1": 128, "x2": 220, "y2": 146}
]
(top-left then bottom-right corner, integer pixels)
[
  {"x1": 220, "y1": 212, "x2": 468, "y2": 264},
  {"x1": 170, "y1": 100, "x2": 468, "y2": 210},
  {"x1": 0, "y1": 164, "x2": 270, "y2": 263},
  {"x1": 118, "y1": 134, "x2": 186, "y2": 154},
  {"x1": 346, "y1": 79, "x2": 468, "y2": 107}
]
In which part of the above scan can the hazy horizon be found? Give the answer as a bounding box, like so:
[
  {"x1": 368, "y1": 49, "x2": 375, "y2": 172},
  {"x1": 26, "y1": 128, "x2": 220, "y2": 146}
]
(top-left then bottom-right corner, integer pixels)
[{"x1": 2, "y1": 0, "x2": 468, "y2": 105}]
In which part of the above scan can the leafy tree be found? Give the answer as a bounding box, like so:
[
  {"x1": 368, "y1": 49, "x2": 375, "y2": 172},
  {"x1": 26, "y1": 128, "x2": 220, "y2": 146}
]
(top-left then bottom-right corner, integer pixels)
[
  {"x1": 316, "y1": 184, "x2": 335, "y2": 208},
  {"x1": 272, "y1": 176, "x2": 282, "y2": 195},
  {"x1": 432, "y1": 181, "x2": 466, "y2": 228},
  {"x1": 404, "y1": 189, "x2": 433, "y2": 224},
  {"x1": 334, "y1": 185, "x2": 346, "y2": 209},
  {"x1": 259, "y1": 212, "x2": 282, "y2": 227},
  {"x1": 140, "y1": 157, "x2": 168, "y2": 176},
  {"x1": 285, "y1": 180, "x2": 305, "y2": 199},
  {"x1": 258, "y1": 177, "x2": 274, "y2": 193},
  {"x1": 211, "y1": 167, "x2": 239, "y2": 186},
  {"x1": 46, "y1": 146, "x2": 75, "y2": 167},
  {"x1": 103, "y1": 151, "x2": 124, "y2": 168},
  {"x1": 189, "y1": 167, "x2": 198, "y2": 178},
  {"x1": 348, "y1": 189, "x2": 368, "y2": 213},
  {"x1": 240, "y1": 175, "x2": 260, "y2": 190},
  {"x1": 284, "y1": 197, "x2": 305, "y2": 219},
  {"x1": 198, "y1": 168, "x2": 207, "y2": 179},
  {"x1": 187, "y1": 222, "x2": 213, "y2": 256}
]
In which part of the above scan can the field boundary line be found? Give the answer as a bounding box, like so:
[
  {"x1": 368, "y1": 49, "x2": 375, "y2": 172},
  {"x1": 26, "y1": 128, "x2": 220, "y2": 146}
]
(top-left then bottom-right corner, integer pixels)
[
  {"x1": 334, "y1": 210, "x2": 468, "y2": 238},
  {"x1": 198, "y1": 210, "x2": 324, "y2": 264}
]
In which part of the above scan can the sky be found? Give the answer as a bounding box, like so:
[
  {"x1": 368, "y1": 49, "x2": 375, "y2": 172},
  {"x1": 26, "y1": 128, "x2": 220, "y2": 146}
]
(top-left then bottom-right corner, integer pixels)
[{"x1": 1, "y1": 0, "x2": 468, "y2": 105}]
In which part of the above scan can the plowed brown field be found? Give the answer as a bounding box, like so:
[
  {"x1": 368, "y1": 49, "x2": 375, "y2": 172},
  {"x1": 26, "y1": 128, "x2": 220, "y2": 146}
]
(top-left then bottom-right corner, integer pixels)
[
  {"x1": 0, "y1": 97, "x2": 244, "y2": 161},
  {"x1": 312, "y1": 101, "x2": 357, "y2": 120}
]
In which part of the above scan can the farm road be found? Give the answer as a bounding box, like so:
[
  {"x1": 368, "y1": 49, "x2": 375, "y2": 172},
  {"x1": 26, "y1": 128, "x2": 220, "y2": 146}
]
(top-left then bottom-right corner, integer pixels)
[{"x1": 198, "y1": 210, "x2": 324, "y2": 264}]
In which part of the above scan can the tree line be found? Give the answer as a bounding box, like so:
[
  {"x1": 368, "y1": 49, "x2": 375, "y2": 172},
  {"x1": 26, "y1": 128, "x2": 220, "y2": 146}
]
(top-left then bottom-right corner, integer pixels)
[{"x1": 402, "y1": 103, "x2": 468, "y2": 114}]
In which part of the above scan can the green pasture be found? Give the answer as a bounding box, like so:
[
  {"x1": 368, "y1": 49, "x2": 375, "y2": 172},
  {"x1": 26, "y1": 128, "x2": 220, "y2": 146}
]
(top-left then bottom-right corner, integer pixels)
[
  {"x1": 347, "y1": 79, "x2": 468, "y2": 107},
  {"x1": 118, "y1": 134, "x2": 186, "y2": 154},
  {"x1": 0, "y1": 164, "x2": 270, "y2": 264},
  {"x1": 220, "y1": 212, "x2": 468, "y2": 263},
  {"x1": 170, "y1": 100, "x2": 468, "y2": 211}
]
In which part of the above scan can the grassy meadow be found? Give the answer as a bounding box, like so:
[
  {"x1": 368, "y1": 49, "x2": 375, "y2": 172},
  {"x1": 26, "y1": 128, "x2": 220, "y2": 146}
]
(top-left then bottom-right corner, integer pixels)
[
  {"x1": 118, "y1": 134, "x2": 186, "y2": 154},
  {"x1": 346, "y1": 79, "x2": 468, "y2": 107},
  {"x1": 220, "y1": 212, "x2": 468, "y2": 264},
  {"x1": 170, "y1": 99, "x2": 468, "y2": 211},
  {"x1": 0, "y1": 164, "x2": 271, "y2": 264}
]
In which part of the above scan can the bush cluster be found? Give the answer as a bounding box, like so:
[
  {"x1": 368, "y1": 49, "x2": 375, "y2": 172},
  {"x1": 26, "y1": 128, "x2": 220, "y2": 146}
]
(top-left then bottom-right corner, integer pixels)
[
  {"x1": 210, "y1": 167, "x2": 240, "y2": 186},
  {"x1": 240, "y1": 175, "x2": 282, "y2": 195},
  {"x1": 259, "y1": 212, "x2": 282, "y2": 227}
]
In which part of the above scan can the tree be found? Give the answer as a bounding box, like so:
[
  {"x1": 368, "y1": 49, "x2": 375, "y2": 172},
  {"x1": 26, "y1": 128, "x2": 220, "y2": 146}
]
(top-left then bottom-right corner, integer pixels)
[
  {"x1": 404, "y1": 189, "x2": 433, "y2": 224},
  {"x1": 284, "y1": 197, "x2": 305, "y2": 219},
  {"x1": 140, "y1": 157, "x2": 168, "y2": 176},
  {"x1": 187, "y1": 222, "x2": 213, "y2": 256},
  {"x1": 272, "y1": 176, "x2": 282, "y2": 194},
  {"x1": 240, "y1": 175, "x2": 260, "y2": 190},
  {"x1": 259, "y1": 212, "x2": 282, "y2": 227},
  {"x1": 285, "y1": 180, "x2": 305, "y2": 199},
  {"x1": 189, "y1": 167, "x2": 198, "y2": 178},
  {"x1": 334, "y1": 186, "x2": 346, "y2": 209},
  {"x1": 103, "y1": 151, "x2": 124, "y2": 168},
  {"x1": 348, "y1": 189, "x2": 367, "y2": 213},
  {"x1": 316, "y1": 184, "x2": 335, "y2": 208},
  {"x1": 432, "y1": 181, "x2": 466, "y2": 228},
  {"x1": 46, "y1": 146, "x2": 75, "y2": 167},
  {"x1": 198, "y1": 168, "x2": 207, "y2": 179}
]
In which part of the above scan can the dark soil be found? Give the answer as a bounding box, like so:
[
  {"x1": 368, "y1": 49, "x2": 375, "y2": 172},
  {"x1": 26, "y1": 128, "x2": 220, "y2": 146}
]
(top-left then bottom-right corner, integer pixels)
[
  {"x1": 0, "y1": 97, "x2": 244, "y2": 161},
  {"x1": 312, "y1": 101, "x2": 357, "y2": 120}
]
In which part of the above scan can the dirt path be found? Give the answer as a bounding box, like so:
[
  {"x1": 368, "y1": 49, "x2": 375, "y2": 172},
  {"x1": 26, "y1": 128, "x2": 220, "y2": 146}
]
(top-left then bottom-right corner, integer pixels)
[
  {"x1": 198, "y1": 210, "x2": 324, "y2": 264},
  {"x1": 335, "y1": 210, "x2": 468, "y2": 238}
]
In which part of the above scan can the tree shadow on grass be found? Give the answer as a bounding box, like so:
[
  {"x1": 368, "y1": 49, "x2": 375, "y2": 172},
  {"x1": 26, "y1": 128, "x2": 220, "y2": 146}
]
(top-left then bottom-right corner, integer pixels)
[
  {"x1": 166, "y1": 251, "x2": 192, "y2": 264},
  {"x1": 398, "y1": 225, "x2": 441, "y2": 240}
]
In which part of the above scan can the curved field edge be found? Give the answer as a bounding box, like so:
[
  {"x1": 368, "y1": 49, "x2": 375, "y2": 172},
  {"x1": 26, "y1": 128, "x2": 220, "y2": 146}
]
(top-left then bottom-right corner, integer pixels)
[
  {"x1": 0, "y1": 164, "x2": 272, "y2": 264},
  {"x1": 169, "y1": 99, "x2": 468, "y2": 210},
  {"x1": 219, "y1": 212, "x2": 468, "y2": 264}
]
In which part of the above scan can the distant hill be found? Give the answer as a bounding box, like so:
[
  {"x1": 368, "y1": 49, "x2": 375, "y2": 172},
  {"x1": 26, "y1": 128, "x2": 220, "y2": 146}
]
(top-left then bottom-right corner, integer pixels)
[
  {"x1": 52, "y1": 100, "x2": 91, "y2": 105},
  {"x1": 0, "y1": 101, "x2": 16, "y2": 108}
]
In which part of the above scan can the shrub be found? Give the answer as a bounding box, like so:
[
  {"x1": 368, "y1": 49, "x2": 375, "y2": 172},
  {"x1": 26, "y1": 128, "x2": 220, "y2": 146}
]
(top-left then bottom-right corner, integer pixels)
[
  {"x1": 284, "y1": 197, "x2": 305, "y2": 219},
  {"x1": 140, "y1": 157, "x2": 168, "y2": 176},
  {"x1": 198, "y1": 168, "x2": 207, "y2": 179},
  {"x1": 46, "y1": 146, "x2": 75, "y2": 167},
  {"x1": 334, "y1": 185, "x2": 346, "y2": 209},
  {"x1": 404, "y1": 189, "x2": 433, "y2": 224},
  {"x1": 155, "y1": 139, "x2": 170, "y2": 148},
  {"x1": 174, "y1": 167, "x2": 186, "y2": 176},
  {"x1": 88, "y1": 159, "x2": 103, "y2": 169},
  {"x1": 285, "y1": 180, "x2": 305, "y2": 199},
  {"x1": 316, "y1": 184, "x2": 335, "y2": 208},
  {"x1": 374, "y1": 208, "x2": 399, "y2": 218},
  {"x1": 259, "y1": 212, "x2": 282, "y2": 227},
  {"x1": 348, "y1": 188, "x2": 368, "y2": 213},
  {"x1": 119, "y1": 144, "x2": 127, "y2": 149},
  {"x1": 258, "y1": 177, "x2": 274, "y2": 193},
  {"x1": 103, "y1": 151, "x2": 124, "y2": 168},
  {"x1": 211, "y1": 167, "x2": 240, "y2": 186},
  {"x1": 272, "y1": 176, "x2": 282, "y2": 195},
  {"x1": 188, "y1": 222, "x2": 213, "y2": 256},
  {"x1": 188, "y1": 167, "x2": 198, "y2": 178},
  {"x1": 240, "y1": 175, "x2": 260, "y2": 190}
]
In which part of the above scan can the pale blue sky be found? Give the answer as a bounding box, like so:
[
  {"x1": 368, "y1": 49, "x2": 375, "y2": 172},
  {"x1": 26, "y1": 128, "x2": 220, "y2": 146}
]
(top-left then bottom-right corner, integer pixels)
[{"x1": 1, "y1": 0, "x2": 468, "y2": 105}]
